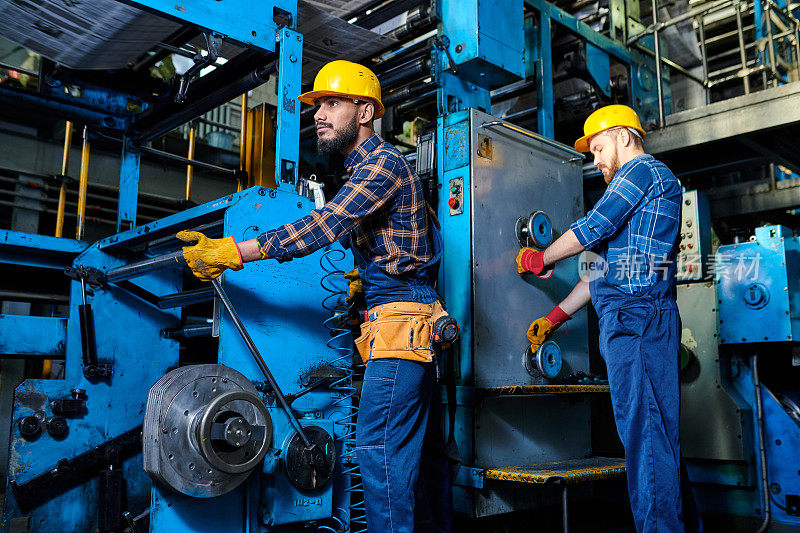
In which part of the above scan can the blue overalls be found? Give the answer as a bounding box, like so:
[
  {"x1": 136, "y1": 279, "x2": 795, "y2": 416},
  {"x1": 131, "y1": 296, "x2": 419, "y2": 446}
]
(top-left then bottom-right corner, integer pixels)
[
  {"x1": 592, "y1": 271, "x2": 702, "y2": 532},
  {"x1": 351, "y1": 220, "x2": 453, "y2": 533}
]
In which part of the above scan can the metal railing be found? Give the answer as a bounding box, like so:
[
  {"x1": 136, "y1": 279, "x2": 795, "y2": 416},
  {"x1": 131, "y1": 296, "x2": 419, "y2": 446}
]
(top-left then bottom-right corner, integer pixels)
[{"x1": 627, "y1": 0, "x2": 800, "y2": 128}]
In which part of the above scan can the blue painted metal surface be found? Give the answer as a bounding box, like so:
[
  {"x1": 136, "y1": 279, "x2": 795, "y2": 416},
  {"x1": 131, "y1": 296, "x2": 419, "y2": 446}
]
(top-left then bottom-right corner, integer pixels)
[
  {"x1": 98, "y1": 191, "x2": 249, "y2": 251},
  {"x1": 2, "y1": 243, "x2": 181, "y2": 531},
  {"x1": 125, "y1": 0, "x2": 297, "y2": 52},
  {"x1": 275, "y1": 28, "x2": 303, "y2": 190},
  {"x1": 0, "y1": 315, "x2": 66, "y2": 357},
  {"x1": 534, "y1": 11, "x2": 555, "y2": 138},
  {"x1": 147, "y1": 188, "x2": 354, "y2": 531},
  {"x1": 440, "y1": 0, "x2": 525, "y2": 90},
  {"x1": 717, "y1": 225, "x2": 800, "y2": 344},
  {"x1": 117, "y1": 140, "x2": 141, "y2": 232},
  {"x1": 0, "y1": 229, "x2": 88, "y2": 269},
  {"x1": 0, "y1": 86, "x2": 129, "y2": 131},
  {"x1": 586, "y1": 43, "x2": 612, "y2": 97}
]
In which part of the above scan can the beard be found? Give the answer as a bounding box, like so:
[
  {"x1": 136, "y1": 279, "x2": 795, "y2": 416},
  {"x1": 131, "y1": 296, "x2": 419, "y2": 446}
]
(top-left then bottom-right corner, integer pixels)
[
  {"x1": 601, "y1": 149, "x2": 621, "y2": 184},
  {"x1": 317, "y1": 114, "x2": 359, "y2": 155}
]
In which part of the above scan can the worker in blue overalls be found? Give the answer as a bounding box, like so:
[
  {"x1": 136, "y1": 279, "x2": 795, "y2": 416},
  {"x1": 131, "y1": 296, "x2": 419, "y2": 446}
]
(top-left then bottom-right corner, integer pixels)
[
  {"x1": 176, "y1": 60, "x2": 452, "y2": 533},
  {"x1": 516, "y1": 105, "x2": 702, "y2": 532}
]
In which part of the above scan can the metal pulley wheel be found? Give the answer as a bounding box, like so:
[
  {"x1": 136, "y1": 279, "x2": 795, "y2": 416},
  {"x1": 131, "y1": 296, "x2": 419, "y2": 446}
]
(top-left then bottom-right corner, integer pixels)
[
  {"x1": 523, "y1": 340, "x2": 562, "y2": 379},
  {"x1": 143, "y1": 364, "x2": 272, "y2": 497},
  {"x1": 284, "y1": 425, "x2": 336, "y2": 492},
  {"x1": 515, "y1": 210, "x2": 553, "y2": 249}
]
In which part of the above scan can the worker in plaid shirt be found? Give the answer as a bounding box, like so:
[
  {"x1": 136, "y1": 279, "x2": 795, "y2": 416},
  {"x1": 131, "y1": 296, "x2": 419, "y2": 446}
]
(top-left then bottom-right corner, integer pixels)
[
  {"x1": 517, "y1": 105, "x2": 702, "y2": 532},
  {"x1": 178, "y1": 60, "x2": 452, "y2": 533}
]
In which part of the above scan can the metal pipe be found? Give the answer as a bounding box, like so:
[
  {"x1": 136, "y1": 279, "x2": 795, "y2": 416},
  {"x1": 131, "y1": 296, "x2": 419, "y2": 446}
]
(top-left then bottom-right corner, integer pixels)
[
  {"x1": 378, "y1": 57, "x2": 431, "y2": 90},
  {"x1": 138, "y1": 145, "x2": 237, "y2": 176},
  {"x1": 210, "y1": 278, "x2": 313, "y2": 449},
  {"x1": 734, "y1": 0, "x2": 751, "y2": 94},
  {"x1": 55, "y1": 121, "x2": 73, "y2": 238},
  {"x1": 769, "y1": 162, "x2": 777, "y2": 191},
  {"x1": 766, "y1": 2, "x2": 778, "y2": 87},
  {"x1": 238, "y1": 92, "x2": 248, "y2": 192},
  {"x1": 0, "y1": 199, "x2": 121, "y2": 226},
  {"x1": 627, "y1": 0, "x2": 731, "y2": 44},
  {"x1": 562, "y1": 482, "x2": 569, "y2": 533},
  {"x1": 0, "y1": 290, "x2": 69, "y2": 304},
  {"x1": 76, "y1": 126, "x2": 90, "y2": 240},
  {"x1": 185, "y1": 126, "x2": 196, "y2": 201},
  {"x1": 794, "y1": 21, "x2": 800, "y2": 76},
  {"x1": 632, "y1": 44, "x2": 707, "y2": 86},
  {"x1": 161, "y1": 324, "x2": 213, "y2": 339},
  {"x1": 698, "y1": 18, "x2": 711, "y2": 104},
  {"x1": 105, "y1": 251, "x2": 186, "y2": 284},
  {"x1": 652, "y1": 0, "x2": 666, "y2": 127},
  {"x1": 752, "y1": 355, "x2": 771, "y2": 533}
]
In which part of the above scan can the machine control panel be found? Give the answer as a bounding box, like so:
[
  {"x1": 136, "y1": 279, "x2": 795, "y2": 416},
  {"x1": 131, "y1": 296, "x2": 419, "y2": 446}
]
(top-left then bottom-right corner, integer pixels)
[
  {"x1": 677, "y1": 190, "x2": 711, "y2": 282},
  {"x1": 448, "y1": 177, "x2": 464, "y2": 215}
]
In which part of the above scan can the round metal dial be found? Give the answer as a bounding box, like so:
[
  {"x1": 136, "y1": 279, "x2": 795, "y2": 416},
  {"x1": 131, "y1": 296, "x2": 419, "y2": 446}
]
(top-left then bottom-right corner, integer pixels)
[
  {"x1": 523, "y1": 340, "x2": 562, "y2": 379},
  {"x1": 284, "y1": 425, "x2": 336, "y2": 492},
  {"x1": 143, "y1": 364, "x2": 272, "y2": 498}
]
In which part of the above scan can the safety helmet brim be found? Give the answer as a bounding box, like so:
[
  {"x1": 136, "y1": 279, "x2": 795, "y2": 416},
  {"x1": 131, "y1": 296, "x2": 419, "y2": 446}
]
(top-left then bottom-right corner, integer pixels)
[{"x1": 298, "y1": 90, "x2": 385, "y2": 119}]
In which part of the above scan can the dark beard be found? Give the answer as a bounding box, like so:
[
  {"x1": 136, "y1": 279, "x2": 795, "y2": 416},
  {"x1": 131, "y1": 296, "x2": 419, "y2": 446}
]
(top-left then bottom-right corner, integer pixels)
[{"x1": 317, "y1": 115, "x2": 359, "y2": 155}]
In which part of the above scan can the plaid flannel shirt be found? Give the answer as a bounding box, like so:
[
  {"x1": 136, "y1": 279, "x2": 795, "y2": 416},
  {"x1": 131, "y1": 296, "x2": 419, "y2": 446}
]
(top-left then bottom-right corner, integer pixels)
[
  {"x1": 570, "y1": 154, "x2": 682, "y2": 294},
  {"x1": 256, "y1": 134, "x2": 433, "y2": 275}
]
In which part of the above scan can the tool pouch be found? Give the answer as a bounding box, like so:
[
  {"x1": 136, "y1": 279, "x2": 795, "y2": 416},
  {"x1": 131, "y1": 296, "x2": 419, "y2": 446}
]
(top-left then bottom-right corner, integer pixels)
[
  {"x1": 356, "y1": 301, "x2": 450, "y2": 364},
  {"x1": 354, "y1": 321, "x2": 372, "y2": 363}
]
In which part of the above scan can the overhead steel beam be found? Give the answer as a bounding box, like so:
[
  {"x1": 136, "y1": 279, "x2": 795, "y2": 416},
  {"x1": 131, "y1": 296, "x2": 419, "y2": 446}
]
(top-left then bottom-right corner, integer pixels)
[
  {"x1": 708, "y1": 178, "x2": 800, "y2": 217},
  {"x1": 132, "y1": 50, "x2": 277, "y2": 143}
]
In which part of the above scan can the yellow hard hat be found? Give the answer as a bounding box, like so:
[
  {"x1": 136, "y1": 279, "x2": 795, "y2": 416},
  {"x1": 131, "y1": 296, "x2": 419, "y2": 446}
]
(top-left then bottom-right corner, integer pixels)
[
  {"x1": 298, "y1": 60, "x2": 384, "y2": 119},
  {"x1": 574, "y1": 104, "x2": 645, "y2": 152}
]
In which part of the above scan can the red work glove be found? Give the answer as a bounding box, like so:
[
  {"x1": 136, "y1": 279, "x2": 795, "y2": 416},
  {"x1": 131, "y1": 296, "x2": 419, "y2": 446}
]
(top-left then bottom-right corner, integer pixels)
[
  {"x1": 516, "y1": 248, "x2": 544, "y2": 275},
  {"x1": 526, "y1": 306, "x2": 571, "y2": 352}
]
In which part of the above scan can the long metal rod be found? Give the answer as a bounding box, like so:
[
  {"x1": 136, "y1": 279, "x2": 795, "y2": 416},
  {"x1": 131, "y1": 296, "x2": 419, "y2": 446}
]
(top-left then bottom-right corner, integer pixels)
[
  {"x1": 76, "y1": 126, "x2": 90, "y2": 240},
  {"x1": 185, "y1": 126, "x2": 196, "y2": 201},
  {"x1": 55, "y1": 121, "x2": 73, "y2": 238},
  {"x1": 698, "y1": 18, "x2": 711, "y2": 104},
  {"x1": 734, "y1": 0, "x2": 751, "y2": 94},
  {"x1": 105, "y1": 251, "x2": 186, "y2": 283},
  {"x1": 652, "y1": 0, "x2": 666, "y2": 127},
  {"x1": 766, "y1": 3, "x2": 778, "y2": 87},
  {"x1": 238, "y1": 92, "x2": 248, "y2": 193},
  {"x1": 562, "y1": 482, "x2": 569, "y2": 533},
  {"x1": 795, "y1": 21, "x2": 800, "y2": 75},
  {"x1": 752, "y1": 355, "x2": 771, "y2": 533},
  {"x1": 632, "y1": 44, "x2": 707, "y2": 85},
  {"x1": 138, "y1": 145, "x2": 237, "y2": 176},
  {"x1": 627, "y1": 0, "x2": 731, "y2": 44},
  {"x1": 210, "y1": 278, "x2": 312, "y2": 448}
]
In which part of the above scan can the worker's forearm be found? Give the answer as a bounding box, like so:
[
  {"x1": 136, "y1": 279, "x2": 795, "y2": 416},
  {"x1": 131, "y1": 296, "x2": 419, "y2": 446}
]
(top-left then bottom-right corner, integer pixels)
[
  {"x1": 558, "y1": 278, "x2": 591, "y2": 316},
  {"x1": 237, "y1": 238, "x2": 261, "y2": 263},
  {"x1": 542, "y1": 229, "x2": 585, "y2": 266}
]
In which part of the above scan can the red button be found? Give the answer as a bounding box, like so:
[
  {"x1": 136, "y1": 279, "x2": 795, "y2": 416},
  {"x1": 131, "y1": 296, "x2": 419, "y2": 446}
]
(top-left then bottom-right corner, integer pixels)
[{"x1": 448, "y1": 197, "x2": 459, "y2": 209}]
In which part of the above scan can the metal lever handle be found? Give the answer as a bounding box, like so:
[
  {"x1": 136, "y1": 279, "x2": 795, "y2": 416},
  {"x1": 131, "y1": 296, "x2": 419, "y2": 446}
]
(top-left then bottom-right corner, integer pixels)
[
  {"x1": 209, "y1": 279, "x2": 313, "y2": 449},
  {"x1": 480, "y1": 121, "x2": 584, "y2": 162}
]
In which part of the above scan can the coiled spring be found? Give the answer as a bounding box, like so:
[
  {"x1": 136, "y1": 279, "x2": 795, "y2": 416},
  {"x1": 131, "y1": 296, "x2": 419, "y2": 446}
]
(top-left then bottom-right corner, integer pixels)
[{"x1": 318, "y1": 248, "x2": 365, "y2": 533}]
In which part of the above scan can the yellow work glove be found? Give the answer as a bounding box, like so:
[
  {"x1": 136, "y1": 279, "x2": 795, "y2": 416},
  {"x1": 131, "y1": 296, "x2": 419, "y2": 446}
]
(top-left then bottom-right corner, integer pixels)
[
  {"x1": 527, "y1": 306, "x2": 570, "y2": 352},
  {"x1": 343, "y1": 268, "x2": 363, "y2": 303},
  {"x1": 177, "y1": 230, "x2": 243, "y2": 281},
  {"x1": 527, "y1": 316, "x2": 555, "y2": 352}
]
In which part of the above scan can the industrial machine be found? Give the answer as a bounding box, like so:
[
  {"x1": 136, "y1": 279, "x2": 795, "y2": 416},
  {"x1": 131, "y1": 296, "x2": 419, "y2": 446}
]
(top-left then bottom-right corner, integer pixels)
[
  {"x1": 676, "y1": 222, "x2": 800, "y2": 529},
  {"x1": 3, "y1": 0, "x2": 800, "y2": 529}
]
